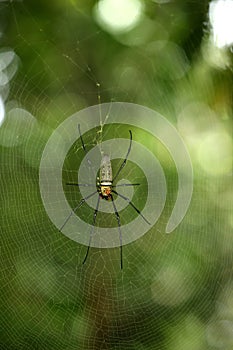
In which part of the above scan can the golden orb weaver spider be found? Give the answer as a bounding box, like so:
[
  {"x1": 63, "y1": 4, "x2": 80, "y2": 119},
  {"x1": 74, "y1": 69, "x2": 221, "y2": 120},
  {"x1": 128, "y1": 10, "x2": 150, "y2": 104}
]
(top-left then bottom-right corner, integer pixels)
[{"x1": 60, "y1": 124, "x2": 150, "y2": 269}]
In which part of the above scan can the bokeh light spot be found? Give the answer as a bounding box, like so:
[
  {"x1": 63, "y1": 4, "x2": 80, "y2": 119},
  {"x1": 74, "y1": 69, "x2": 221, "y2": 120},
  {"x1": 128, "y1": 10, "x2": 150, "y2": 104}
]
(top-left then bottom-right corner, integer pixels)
[
  {"x1": 209, "y1": 0, "x2": 233, "y2": 48},
  {"x1": 151, "y1": 265, "x2": 194, "y2": 306},
  {"x1": 0, "y1": 107, "x2": 37, "y2": 147},
  {"x1": 197, "y1": 132, "x2": 232, "y2": 176},
  {"x1": 0, "y1": 96, "x2": 5, "y2": 127},
  {"x1": 94, "y1": 0, "x2": 143, "y2": 34},
  {"x1": 0, "y1": 50, "x2": 15, "y2": 71},
  {"x1": 152, "y1": 0, "x2": 171, "y2": 3}
]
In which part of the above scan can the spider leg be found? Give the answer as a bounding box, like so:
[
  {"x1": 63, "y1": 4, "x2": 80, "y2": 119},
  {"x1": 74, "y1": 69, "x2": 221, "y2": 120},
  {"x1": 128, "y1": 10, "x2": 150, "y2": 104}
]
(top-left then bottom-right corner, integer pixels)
[
  {"x1": 110, "y1": 194, "x2": 123, "y2": 269},
  {"x1": 78, "y1": 123, "x2": 92, "y2": 166},
  {"x1": 66, "y1": 183, "x2": 96, "y2": 187},
  {"x1": 112, "y1": 183, "x2": 140, "y2": 187},
  {"x1": 83, "y1": 195, "x2": 100, "y2": 265},
  {"x1": 60, "y1": 190, "x2": 97, "y2": 230},
  {"x1": 78, "y1": 123, "x2": 86, "y2": 152},
  {"x1": 112, "y1": 130, "x2": 132, "y2": 183},
  {"x1": 112, "y1": 189, "x2": 151, "y2": 225}
]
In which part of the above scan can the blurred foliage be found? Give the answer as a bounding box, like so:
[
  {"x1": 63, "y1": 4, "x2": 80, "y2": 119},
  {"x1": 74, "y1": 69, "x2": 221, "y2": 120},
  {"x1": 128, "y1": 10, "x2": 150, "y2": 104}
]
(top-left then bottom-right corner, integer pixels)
[{"x1": 0, "y1": 1, "x2": 232, "y2": 350}]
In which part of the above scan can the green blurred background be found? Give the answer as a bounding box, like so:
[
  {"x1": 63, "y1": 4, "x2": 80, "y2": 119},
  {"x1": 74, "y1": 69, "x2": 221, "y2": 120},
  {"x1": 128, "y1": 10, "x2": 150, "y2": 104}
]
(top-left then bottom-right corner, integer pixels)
[{"x1": 0, "y1": 0, "x2": 232, "y2": 349}]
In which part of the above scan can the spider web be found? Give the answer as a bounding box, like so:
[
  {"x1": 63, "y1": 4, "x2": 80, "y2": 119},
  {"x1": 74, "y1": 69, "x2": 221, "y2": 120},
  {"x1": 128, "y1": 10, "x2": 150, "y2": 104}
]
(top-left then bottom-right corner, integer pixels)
[{"x1": 1, "y1": 1, "x2": 233, "y2": 350}]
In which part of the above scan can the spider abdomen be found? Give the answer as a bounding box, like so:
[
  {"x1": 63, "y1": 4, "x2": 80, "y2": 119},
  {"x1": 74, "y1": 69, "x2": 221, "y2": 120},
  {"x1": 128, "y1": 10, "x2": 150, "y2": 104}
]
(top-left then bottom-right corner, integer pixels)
[
  {"x1": 99, "y1": 155, "x2": 113, "y2": 199},
  {"x1": 100, "y1": 154, "x2": 112, "y2": 183}
]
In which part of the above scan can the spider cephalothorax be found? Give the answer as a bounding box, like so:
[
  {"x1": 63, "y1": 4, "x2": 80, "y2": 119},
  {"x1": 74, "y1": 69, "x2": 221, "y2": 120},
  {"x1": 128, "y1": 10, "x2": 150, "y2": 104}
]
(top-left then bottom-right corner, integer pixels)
[{"x1": 98, "y1": 184, "x2": 112, "y2": 200}]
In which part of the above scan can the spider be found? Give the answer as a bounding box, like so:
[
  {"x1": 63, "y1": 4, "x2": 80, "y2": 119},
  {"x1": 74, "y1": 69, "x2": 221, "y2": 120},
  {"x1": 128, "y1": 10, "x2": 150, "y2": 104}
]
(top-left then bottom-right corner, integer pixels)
[{"x1": 60, "y1": 124, "x2": 150, "y2": 269}]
